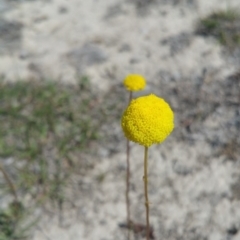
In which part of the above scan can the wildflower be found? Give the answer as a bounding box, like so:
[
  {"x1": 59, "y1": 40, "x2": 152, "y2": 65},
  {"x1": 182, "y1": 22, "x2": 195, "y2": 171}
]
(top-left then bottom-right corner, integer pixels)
[
  {"x1": 123, "y1": 74, "x2": 147, "y2": 239},
  {"x1": 121, "y1": 94, "x2": 174, "y2": 147},
  {"x1": 123, "y1": 74, "x2": 146, "y2": 91}
]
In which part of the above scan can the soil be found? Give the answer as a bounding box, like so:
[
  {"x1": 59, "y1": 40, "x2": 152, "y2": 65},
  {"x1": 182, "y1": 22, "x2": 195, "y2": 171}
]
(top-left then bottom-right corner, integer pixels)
[{"x1": 0, "y1": 0, "x2": 240, "y2": 239}]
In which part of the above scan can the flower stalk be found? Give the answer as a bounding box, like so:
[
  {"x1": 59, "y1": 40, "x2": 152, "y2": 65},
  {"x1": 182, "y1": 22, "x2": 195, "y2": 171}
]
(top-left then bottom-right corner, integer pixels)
[
  {"x1": 143, "y1": 146, "x2": 150, "y2": 240},
  {"x1": 126, "y1": 91, "x2": 133, "y2": 240}
]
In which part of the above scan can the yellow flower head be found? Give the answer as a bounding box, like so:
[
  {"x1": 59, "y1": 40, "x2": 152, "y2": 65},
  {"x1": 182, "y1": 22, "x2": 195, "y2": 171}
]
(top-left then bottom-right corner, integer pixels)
[
  {"x1": 123, "y1": 74, "x2": 146, "y2": 91},
  {"x1": 121, "y1": 94, "x2": 174, "y2": 147}
]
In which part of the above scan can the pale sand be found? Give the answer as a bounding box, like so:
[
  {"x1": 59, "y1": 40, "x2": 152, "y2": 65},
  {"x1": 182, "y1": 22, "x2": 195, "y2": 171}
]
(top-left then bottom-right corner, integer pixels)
[{"x1": 1, "y1": 0, "x2": 240, "y2": 239}]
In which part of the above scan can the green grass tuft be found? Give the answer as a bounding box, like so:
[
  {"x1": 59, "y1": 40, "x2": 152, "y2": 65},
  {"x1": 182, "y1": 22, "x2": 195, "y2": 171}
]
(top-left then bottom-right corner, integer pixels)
[
  {"x1": 0, "y1": 201, "x2": 31, "y2": 240},
  {"x1": 196, "y1": 9, "x2": 240, "y2": 49}
]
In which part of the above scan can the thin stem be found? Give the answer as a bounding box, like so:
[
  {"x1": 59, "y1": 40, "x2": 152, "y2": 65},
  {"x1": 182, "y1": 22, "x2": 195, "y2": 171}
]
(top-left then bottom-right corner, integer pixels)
[
  {"x1": 0, "y1": 162, "x2": 18, "y2": 202},
  {"x1": 126, "y1": 91, "x2": 133, "y2": 240},
  {"x1": 129, "y1": 91, "x2": 133, "y2": 103},
  {"x1": 144, "y1": 146, "x2": 150, "y2": 240},
  {"x1": 126, "y1": 139, "x2": 131, "y2": 240}
]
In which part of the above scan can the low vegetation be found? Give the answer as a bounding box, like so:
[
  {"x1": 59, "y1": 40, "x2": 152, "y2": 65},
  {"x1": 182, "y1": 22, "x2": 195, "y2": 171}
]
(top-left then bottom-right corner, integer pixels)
[
  {"x1": 196, "y1": 8, "x2": 240, "y2": 49},
  {"x1": 0, "y1": 77, "x2": 102, "y2": 239}
]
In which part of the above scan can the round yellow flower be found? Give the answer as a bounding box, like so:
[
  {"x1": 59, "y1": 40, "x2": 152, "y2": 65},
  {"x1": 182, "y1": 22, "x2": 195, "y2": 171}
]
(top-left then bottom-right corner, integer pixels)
[
  {"x1": 123, "y1": 74, "x2": 146, "y2": 91},
  {"x1": 121, "y1": 94, "x2": 174, "y2": 147}
]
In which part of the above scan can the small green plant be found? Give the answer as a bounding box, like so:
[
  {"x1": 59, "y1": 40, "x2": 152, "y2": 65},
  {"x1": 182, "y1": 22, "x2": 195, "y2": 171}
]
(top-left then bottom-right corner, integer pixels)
[
  {"x1": 196, "y1": 9, "x2": 240, "y2": 49},
  {"x1": 0, "y1": 201, "x2": 33, "y2": 240}
]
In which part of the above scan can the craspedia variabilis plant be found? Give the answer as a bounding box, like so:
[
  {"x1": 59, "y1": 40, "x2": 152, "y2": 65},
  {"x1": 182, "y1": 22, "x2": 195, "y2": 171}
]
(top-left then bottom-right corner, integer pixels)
[
  {"x1": 122, "y1": 74, "x2": 146, "y2": 240},
  {"x1": 121, "y1": 94, "x2": 174, "y2": 240}
]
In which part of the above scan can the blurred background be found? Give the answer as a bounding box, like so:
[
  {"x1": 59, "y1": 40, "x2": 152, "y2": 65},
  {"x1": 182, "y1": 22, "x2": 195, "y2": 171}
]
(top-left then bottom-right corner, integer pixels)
[{"x1": 0, "y1": 0, "x2": 240, "y2": 239}]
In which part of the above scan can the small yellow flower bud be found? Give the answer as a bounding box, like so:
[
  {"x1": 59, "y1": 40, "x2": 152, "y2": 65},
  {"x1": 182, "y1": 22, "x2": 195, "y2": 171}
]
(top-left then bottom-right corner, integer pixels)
[{"x1": 123, "y1": 74, "x2": 146, "y2": 91}]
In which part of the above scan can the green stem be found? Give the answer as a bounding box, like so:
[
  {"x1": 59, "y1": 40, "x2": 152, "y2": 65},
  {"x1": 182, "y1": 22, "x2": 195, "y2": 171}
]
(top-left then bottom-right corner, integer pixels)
[
  {"x1": 144, "y1": 146, "x2": 150, "y2": 240},
  {"x1": 126, "y1": 139, "x2": 131, "y2": 240},
  {"x1": 129, "y1": 91, "x2": 133, "y2": 103},
  {"x1": 126, "y1": 90, "x2": 133, "y2": 240},
  {"x1": 0, "y1": 162, "x2": 18, "y2": 202}
]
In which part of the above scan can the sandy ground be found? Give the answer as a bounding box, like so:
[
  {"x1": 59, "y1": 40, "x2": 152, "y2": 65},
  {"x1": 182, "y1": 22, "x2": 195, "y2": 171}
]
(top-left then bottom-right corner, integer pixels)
[{"x1": 1, "y1": 0, "x2": 240, "y2": 239}]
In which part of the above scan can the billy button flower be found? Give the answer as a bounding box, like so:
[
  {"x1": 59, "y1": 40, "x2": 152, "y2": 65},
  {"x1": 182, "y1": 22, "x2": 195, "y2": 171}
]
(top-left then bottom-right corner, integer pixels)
[
  {"x1": 123, "y1": 74, "x2": 146, "y2": 91},
  {"x1": 121, "y1": 94, "x2": 174, "y2": 240},
  {"x1": 122, "y1": 74, "x2": 147, "y2": 240},
  {"x1": 121, "y1": 94, "x2": 174, "y2": 147}
]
